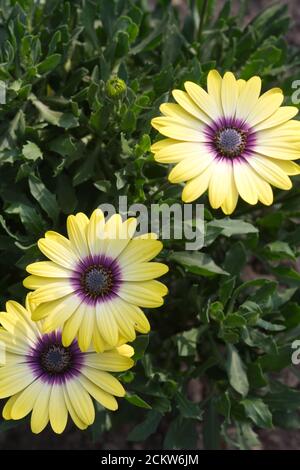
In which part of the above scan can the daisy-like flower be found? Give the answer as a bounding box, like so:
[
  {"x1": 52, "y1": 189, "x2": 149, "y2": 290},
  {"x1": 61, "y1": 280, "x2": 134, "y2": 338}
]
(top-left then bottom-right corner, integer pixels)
[
  {"x1": 151, "y1": 70, "x2": 300, "y2": 214},
  {"x1": 24, "y1": 210, "x2": 168, "y2": 351},
  {"x1": 0, "y1": 297, "x2": 134, "y2": 434}
]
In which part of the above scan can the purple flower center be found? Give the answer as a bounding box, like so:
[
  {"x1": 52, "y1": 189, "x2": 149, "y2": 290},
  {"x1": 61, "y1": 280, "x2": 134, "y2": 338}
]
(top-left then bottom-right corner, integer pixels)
[
  {"x1": 214, "y1": 127, "x2": 247, "y2": 157},
  {"x1": 81, "y1": 265, "x2": 113, "y2": 297},
  {"x1": 204, "y1": 117, "x2": 256, "y2": 161},
  {"x1": 27, "y1": 332, "x2": 84, "y2": 383},
  {"x1": 40, "y1": 344, "x2": 72, "y2": 374},
  {"x1": 71, "y1": 255, "x2": 121, "y2": 305}
]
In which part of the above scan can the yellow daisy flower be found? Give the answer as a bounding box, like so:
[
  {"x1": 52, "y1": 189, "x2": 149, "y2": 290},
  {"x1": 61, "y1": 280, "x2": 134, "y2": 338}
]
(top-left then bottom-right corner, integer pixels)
[
  {"x1": 151, "y1": 70, "x2": 300, "y2": 214},
  {"x1": 0, "y1": 297, "x2": 134, "y2": 434},
  {"x1": 23, "y1": 210, "x2": 168, "y2": 351}
]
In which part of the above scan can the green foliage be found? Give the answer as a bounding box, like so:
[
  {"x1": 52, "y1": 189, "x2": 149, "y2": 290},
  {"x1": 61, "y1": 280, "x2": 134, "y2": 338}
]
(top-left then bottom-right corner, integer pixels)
[{"x1": 0, "y1": 0, "x2": 300, "y2": 450}]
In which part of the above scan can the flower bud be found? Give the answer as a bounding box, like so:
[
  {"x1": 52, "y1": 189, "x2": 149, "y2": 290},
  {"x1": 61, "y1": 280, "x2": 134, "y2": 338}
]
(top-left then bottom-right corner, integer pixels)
[{"x1": 105, "y1": 76, "x2": 127, "y2": 99}]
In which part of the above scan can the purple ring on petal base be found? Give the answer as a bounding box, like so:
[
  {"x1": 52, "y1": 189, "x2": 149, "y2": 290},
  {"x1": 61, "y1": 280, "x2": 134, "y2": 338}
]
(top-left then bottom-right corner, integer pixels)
[
  {"x1": 71, "y1": 255, "x2": 122, "y2": 305},
  {"x1": 204, "y1": 117, "x2": 257, "y2": 161},
  {"x1": 27, "y1": 331, "x2": 84, "y2": 384}
]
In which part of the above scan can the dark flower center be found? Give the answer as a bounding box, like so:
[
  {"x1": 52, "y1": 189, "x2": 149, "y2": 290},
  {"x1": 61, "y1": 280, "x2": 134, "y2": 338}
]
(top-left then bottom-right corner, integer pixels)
[
  {"x1": 81, "y1": 265, "x2": 113, "y2": 298},
  {"x1": 214, "y1": 127, "x2": 247, "y2": 157},
  {"x1": 39, "y1": 344, "x2": 72, "y2": 374}
]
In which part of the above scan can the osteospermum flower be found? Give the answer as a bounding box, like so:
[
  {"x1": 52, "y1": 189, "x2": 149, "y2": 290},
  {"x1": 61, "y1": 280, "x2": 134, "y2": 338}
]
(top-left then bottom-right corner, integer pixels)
[
  {"x1": 0, "y1": 298, "x2": 134, "y2": 434},
  {"x1": 151, "y1": 70, "x2": 300, "y2": 214},
  {"x1": 24, "y1": 210, "x2": 168, "y2": 351}
]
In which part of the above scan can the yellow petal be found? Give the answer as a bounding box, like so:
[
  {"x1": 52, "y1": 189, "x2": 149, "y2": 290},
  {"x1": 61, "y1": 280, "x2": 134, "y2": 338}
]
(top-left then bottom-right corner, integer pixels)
[
  {"x1": 49, "y1": 384, "x2": 68, "y2": 434},
  {"x1": 38, "y1": 237, "x2": 78, "y2": 270},
  {"x1": 117, "y1": 344, "x2": 134, "y2": 358},
  {"x1": 221, "y1": 172, "x2": 239, "y2": 215},
  {"x1": 26, "y1": 261, "x2": 72, "y2": 278},
  {"x1": 207, "y1": 70, "x2": 223, "y2": 115},
  {"x1": 11, "y1": 379, "x2": 43, "y2": 419},
  {"x1": 184, "y1": 81, "x2": 219, "y2": 121},
  {"x1": 247, "y1": 154, "x2": 292, "y2": 189},
  {"x1": 235, "y1": 76, "x2": 261, "y2": 120},
  {"x1": 30, "y1": 382, "x2": 51, "y2": 434},
  {"x1": 67, "y1": 214, "x2": 89, "y2": 258},
  {"x1": 87, "y1": 208, "x2": 105, "y2": 256},
  {"x1": 270, "y1": 159, "x2": 300, "y2": 175},
  {"x1": 246, "y1": 93, "x2": 284, "y2": 127},
  {"x1": 208, "y1": 159, "x2": 233, "y2": 209},
  {"x1": 254, "y1": 106, "x2": 299, "y2": 131},
  {"x1": 154, "y1": 142, "x2": 206, "y2": 164},
  {"x1": 159, "y1": 102, "x2": 204, "y2": 127},
  {"x1": 78, "y1": 375, "x2": 118, "y2": 411},
  {"x1": 78, "y1": 309, "x2": 94, "y2": 352},
  {"x1": 117, "y1": 280, "x2": 167, "y2": 308},
  {"x1": 63, "y1": 386, "x2": 88, "y2": 430},
  {"x1": 30, "y1": 281, "x2": 74, "y2": 305},
  {"x1": 168, "y1": 153, "x2": 214, "y2": 183},
  {"x1": 181, "y1": 164, "x2": 213, "y2": 203},
  {"x1": 151, "y1": 120, "x2": 206, "y2": 142},
  {"x1": 120, "y1": 262, "x2": 168, "y2": 281},
  {"x1": 172, "y1": 89, "x2": 211, "y2": 124},
  {"x1": 253, "y1": 145, "x2": 300, "y2": 161},
  {"x1": 221, "y1": 72, "x2": 238, "y2": 118},
  {"x1": 85, "y1": 351, "x2": 134, "y2": 372},
  {"x1": 233, "y1": 161, "x2": 259, "y2": 204},
  {"x1": 96, "y1": 301, "x2": 119, "y2": 346},
  {"x1": 81, "y1": 367, "x2": 125, "y2": 397},
  {"x1": 62, "y1": 302, "x2": 86, "y2": 347},
  {"x1": 2, "y1": 393, "x2": 21, "y2": 420},
  {"x1": 237, "y1": 79, "x2": 246, "y2": 96},
  {"x1": 117, "y1": 239, "x2": 163, "y2": 267},
  {"x1": 65, "y1": 379, "x2": 95, "y2": 425},
  {"x1": 42, "y1": 294, "x2": 82, "y2": 333},
  {"x1": 0, "y1": 364, "x2": 35, "y2": 399},
  {"x1": 151, "y1": 138, "x2": 178, "y2": 153}
]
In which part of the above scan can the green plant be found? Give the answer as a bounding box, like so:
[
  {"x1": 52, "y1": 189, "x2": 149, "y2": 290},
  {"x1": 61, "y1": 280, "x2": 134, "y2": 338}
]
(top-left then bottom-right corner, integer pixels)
[{"x1": 0, "y1": 0, "x2": 300, "y2": 449}]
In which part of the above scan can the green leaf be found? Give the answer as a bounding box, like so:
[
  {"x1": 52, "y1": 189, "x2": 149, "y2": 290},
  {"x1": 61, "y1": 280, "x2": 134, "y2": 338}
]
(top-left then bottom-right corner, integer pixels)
[
  {"x1": 127, "y1": 411, "x2": 162, "y2": 442},
  {"x1": 175, "y1": 328, "x2": 199, "y2": 357},
  {"x1": 37, "y1": 53, "x2": 61, "y2": 73},
  {"x1": 22, "y1": 141, "x2": 43, "y2": 161},
  {"x1": 207, "y1": 218, "x2": 258, "y2": 237},
  {"x1": 171, "y1": 252, "x2": 229, "y2": 277},
  {"x1": 264, "y1": 241, "x2": 296, "y2": 261},
  {"x1": 224, "y1": 313, "x2": 246, "y2": 328},
  {"x1": 164, "y1": 417, "x2": 197, "y2": 450},
  {"x1": 256, "y1": 318, "x2": 285, "y2": 332},
  {"x1": 224, "y1": 242, "x2": 247, "y2": 275},
  {"x1": 175, "y1": 391, "x2": 203, "y2": 420},
  {"x1": 29, "y1": 175, "x2": 59, "y2": 223},
  {"x1": 125, "y1": 393, "x2": 152, "y2": 409},
  {"x1": 30, "y1": 96, "x2": 78, "y2": 129},
  {"x1": 226, "y1": 344, "x2": 249, "y2": 397},
  {"x1": 131, "y1": 335, "x2": 149, "y2": 361},
  {"x1": 235, "y1": 422, "x2": 260, "y2": 450},
  {"x1": 241, "y1": 398, "x2": 273, "y2": 428}
]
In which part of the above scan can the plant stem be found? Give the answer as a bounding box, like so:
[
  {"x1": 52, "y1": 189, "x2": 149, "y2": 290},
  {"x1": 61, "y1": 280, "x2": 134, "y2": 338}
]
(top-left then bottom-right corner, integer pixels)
[{"x1": 197, "y1": 0, "x2": 209, "y2": 42}]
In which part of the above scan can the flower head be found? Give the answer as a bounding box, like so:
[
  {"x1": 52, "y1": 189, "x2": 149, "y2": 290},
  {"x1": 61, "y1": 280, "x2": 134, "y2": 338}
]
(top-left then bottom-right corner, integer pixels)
[
  {"x1": 151, "y1": 70, "x2": 300, "y2": 214},
  {"x1": 0, "y1": 298, "x2": 134, "y2": 434},
  {"x1": 24, "y1": 210, "x2": 168, "y2": 351}
]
